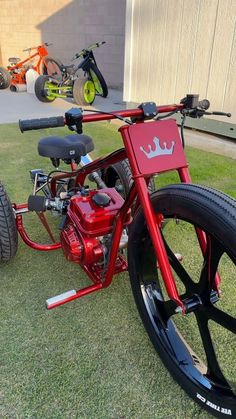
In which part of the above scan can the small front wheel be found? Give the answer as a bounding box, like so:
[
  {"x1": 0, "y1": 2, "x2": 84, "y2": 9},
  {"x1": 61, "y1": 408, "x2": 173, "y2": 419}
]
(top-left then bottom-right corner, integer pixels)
[
  {"x1": 34, "y1": 75, "x2": 56, "y2": 103},
  {"x1": 73, "y1": 77, "x2": 96, "y2": 105},
  {"x1": 0, "y1": 67, "x2": 11, "y2": 89},
  {"x1": 0, "y1": 182, "x2": 18, "y2": 261}
]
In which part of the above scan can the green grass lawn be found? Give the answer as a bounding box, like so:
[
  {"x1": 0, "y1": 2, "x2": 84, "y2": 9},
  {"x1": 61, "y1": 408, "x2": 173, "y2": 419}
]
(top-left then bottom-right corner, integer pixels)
[{"x1": 0, "y1": 122, "x2": 236, "y2": 419}]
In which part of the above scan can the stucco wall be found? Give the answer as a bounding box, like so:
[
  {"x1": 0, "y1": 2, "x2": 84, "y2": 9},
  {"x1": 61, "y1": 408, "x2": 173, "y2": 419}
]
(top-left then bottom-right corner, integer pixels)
[{"x1": 0, "y1": 0, "x2": 126, "y2": 89}]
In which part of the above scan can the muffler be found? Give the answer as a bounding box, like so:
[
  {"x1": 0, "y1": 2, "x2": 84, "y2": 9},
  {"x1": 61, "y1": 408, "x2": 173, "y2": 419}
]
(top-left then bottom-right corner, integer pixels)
[{"x1": 10, "y1": 83, "x2": 27, "y2": 92}]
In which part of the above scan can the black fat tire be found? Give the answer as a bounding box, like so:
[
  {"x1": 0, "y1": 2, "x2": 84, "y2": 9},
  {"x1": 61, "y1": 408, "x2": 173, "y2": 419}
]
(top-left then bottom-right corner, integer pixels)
[
  {"x1": 73, "y1": 77, "x2": 95, "y2": 105},
  {"x1": 0, "y1": 67, "x2": 11, "y2": 89},
  {"x1": 128, "y1": 183, "x2": 236, "y2": 417},
  {"x1": 88, "y1": 62, "x2": 108, "y2": 97},
  {"x1": 0, "y1": 182, "x2": 18, "y2": 261},
  {"x1": 101, "y1": 158, "x2": 155, "y2": 200},
  {"x1": 34, "y1": 75, "x2": 56, "y2": 103},
  {"x1": 42, "y1": 56, "x2": 63, "y2": 81}
]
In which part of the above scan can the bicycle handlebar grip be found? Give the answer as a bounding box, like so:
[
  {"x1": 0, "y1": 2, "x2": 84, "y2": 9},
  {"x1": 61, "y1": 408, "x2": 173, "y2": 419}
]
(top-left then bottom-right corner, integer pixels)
[
  {"x1": 19, "y1": 116, "x2": 65, "y2": 132},
  {"x1": 198, "y1": 99, "x2": 210, "y2": 110},
  {"x1": 212, "y1": 111, "x2": 232, "y2": 117}
]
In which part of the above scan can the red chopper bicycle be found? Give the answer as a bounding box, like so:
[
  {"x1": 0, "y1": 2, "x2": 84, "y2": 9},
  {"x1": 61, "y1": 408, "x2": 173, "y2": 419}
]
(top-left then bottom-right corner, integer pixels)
[
  {"x1": 0, "y1": 95, "x2": 235, "y2": 417},
  {"x1": 0, "y1": 42, "x2": 62, "y2": 91}
]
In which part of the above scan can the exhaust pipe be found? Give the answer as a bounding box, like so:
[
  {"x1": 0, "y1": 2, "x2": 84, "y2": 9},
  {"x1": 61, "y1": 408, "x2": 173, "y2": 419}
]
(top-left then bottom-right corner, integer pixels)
[{"x1": 10, "y1": 83, "x2": 27, "y2": 92}]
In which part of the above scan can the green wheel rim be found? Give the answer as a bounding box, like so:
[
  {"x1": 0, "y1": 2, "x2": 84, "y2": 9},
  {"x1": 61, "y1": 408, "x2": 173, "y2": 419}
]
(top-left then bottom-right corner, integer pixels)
[
  {"x1": 89, "y1": 70, "x2": 103, "y2": 95},
  {"x1": 44, "y1": 81, "x2": 57, "y2": 101},
  {"x1": 83, "y1": 80, "x2": 96, "y2": 103}
]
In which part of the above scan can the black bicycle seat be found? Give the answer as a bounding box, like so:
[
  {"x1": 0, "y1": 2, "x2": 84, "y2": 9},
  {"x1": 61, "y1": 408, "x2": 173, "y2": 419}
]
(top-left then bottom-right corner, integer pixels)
[
  {"x1": 38, "y1": 134, "x2": 94, "y2": 162},
  {"x1": 62, "y1": 64, "x2": 75, "y2": 74}
]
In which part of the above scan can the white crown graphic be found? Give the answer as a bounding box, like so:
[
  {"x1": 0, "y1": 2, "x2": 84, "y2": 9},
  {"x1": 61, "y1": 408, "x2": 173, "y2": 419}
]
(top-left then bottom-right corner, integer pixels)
[{"x1": 140, "y1": 137, "x2": 175, "y2": 159}]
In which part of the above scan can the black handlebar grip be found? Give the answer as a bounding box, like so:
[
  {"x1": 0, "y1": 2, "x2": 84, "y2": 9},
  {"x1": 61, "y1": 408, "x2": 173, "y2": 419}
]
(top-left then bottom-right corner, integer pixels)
[
  {"x1": 212, "y1": 111, "x2": 231, "y2": 117},
  {"x1": 19, "y1": 116, "x2": 65, "y2": 132},
  {"x1": 198, "y1": 99, "x2": 210, "y2": 110}
]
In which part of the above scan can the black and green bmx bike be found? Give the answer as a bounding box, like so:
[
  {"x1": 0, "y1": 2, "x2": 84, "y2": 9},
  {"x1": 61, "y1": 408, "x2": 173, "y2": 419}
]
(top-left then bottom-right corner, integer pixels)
[{"x1": 34, "y1": 42, "x2": 108, "y2": 106}]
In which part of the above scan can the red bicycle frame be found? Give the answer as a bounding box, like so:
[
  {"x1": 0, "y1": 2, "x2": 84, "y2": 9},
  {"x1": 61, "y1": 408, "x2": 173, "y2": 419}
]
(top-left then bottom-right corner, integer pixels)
[
  {"x1": 8, "y1": 44, "x2": 49, "y2": 85},
  {"x1": 14, "y1": 102, "x2": 219, "y2": 311}
]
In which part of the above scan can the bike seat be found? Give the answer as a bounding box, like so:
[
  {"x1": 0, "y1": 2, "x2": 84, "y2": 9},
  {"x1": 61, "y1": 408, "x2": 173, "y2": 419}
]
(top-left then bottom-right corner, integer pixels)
[
  {"x1": 8, "y1": 57, "x2": 21, "y2": 64},
  {"x1": 62, "y1": 64, "x2": 75, "y2": 74},
  {"x1": 38, "y1": 134, "x2": 94, "y2": 162}
]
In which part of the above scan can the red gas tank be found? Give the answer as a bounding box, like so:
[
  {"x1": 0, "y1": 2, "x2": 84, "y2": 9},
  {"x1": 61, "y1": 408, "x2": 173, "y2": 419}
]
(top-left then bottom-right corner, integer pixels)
[{"x1": 67, "y1": 188, "x2": 131, "y2": 238}]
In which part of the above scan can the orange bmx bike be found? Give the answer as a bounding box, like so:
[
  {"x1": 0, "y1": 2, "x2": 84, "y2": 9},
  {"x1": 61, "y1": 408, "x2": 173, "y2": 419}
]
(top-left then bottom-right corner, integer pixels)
[{"x1": 0, "y1": 42, "x2": 62, "y2": 91}]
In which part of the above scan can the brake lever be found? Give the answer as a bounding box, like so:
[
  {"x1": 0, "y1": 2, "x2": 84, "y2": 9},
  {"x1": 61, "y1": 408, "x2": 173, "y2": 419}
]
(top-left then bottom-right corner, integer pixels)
[
  {"x1": 211, "y1": 111, "x2": 231, "y2": 117},
  {"x1": 182, "y1": 109, "x2": 231, "y2": 119}
]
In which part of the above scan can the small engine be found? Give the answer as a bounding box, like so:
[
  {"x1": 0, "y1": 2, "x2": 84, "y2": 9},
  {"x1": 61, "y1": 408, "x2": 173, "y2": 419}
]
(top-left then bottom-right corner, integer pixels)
[
  {"x1": 60, "y1": 188, "x2": 131, "y2": 266},
  {"x1": 28, "y1": 187, "x2": 131, "y2": 269}
]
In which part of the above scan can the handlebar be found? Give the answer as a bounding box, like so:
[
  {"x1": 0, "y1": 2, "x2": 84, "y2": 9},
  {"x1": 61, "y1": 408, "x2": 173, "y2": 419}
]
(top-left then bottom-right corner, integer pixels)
[
  {"x1": 72, "y1": 41, "x2": 106, "y2": 60},
  {"x1": 87, "y1": 41, "x2": 106, "y2": 50},
  {"x1": 22, "y1": 42, "x2": 52, "y2": 53},
  {"x1": 18, "y1": 95, "x2": 231, "y2": 133},
  {"x1": 19, "y1": 104, "x2": 185, "y2": 132}
]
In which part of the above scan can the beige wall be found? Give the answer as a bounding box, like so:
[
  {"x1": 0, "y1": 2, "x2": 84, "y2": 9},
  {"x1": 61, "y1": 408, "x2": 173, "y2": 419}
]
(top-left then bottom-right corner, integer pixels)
[
  {"x1": 0, "y1": 0, "x2": 126, "y2": 88},
  {"x1": 124, "y1": 0, "x2": 236, "y2": 123}
]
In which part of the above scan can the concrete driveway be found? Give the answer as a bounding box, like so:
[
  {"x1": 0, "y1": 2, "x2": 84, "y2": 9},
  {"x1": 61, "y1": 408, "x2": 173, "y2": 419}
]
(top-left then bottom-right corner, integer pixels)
[{"x1": 0, "y1": 88, "x2": 125, "y2": 124}]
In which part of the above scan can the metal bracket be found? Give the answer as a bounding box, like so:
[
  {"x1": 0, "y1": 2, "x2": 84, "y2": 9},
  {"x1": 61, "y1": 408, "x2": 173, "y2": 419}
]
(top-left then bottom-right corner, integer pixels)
[{"x1": 131, "y1": 102, "x2": 157, "y2": 122}]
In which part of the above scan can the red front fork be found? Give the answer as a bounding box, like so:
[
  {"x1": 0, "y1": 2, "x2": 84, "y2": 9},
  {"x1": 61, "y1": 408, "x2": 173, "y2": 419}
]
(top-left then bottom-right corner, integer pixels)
[
  {"x1": 120, "y1": 127, "x2": 185, "y2": 310},
  {"x1": 119, "y1": 127, "x2": 221, "y2": 313}
]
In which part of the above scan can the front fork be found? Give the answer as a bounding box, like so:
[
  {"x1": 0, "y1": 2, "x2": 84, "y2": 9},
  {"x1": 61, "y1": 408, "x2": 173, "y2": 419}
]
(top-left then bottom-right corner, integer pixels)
[{"x1": 133, "y1": 176, "x2": 186, "y2": 312}]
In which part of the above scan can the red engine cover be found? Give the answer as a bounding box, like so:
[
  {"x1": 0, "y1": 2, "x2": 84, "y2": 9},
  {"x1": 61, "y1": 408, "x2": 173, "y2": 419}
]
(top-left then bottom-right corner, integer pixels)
[
  {"x1": 67, "y1": 188, "x2": 131, "y2": 237},
  {"x1": 60, "y1": 223, "x2": 104, "y2": 264}
]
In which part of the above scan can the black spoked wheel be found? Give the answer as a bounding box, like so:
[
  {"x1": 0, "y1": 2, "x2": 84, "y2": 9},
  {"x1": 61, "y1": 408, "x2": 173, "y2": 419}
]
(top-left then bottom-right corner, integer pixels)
[
  {"x1": 128, "y1": 184, "x2": 236, "y2": 417},
  {"x1": 0, "y1": 182, "x2": 18, "y2": 261},
  {"x1": 101, "y1": 158, "x2": 155, "y2": 201},
  {"x1": 42, "y1": 56, "x2": 63, "y2": 81},
  {"x1": 0, "y1": 67, "x2": 11, "y2": 89},
  {"x1": 88, "y1": 62, "x2": 108, "y2": 97},
  {"x1": 34, "y1": 75, "x2": 56, "y2": 103}
]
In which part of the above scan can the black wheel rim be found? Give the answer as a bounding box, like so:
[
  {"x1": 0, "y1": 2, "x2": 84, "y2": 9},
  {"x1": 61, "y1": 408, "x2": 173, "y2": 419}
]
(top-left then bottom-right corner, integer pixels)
[{"x1": 140, "y1": 217, "x2": 236, "y2": 405}]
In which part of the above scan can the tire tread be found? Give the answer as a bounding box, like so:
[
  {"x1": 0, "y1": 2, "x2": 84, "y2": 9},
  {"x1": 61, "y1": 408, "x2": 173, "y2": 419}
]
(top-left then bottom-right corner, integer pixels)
[{"x1": 0, "y1": 183, "x2": 18, "y2": 261}]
